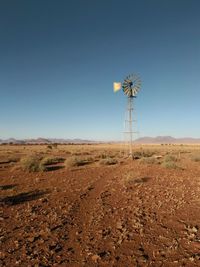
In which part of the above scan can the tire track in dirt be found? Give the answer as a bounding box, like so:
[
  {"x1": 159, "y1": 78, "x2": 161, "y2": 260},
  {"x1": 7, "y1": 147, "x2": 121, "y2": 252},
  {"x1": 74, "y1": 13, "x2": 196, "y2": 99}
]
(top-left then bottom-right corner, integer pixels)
[{"x1": 57, "y1": 166, "x2": 118, "y2": 266}]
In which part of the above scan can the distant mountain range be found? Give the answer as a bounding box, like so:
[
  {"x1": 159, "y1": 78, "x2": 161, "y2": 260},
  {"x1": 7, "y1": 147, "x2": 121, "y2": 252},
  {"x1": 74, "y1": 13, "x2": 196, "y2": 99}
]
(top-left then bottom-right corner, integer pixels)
[
  {"x1": 0, "y1": 138, "x2": 96, "y2": 144},
  {"x1": 0, "y1": 136, "x2": 200, "y2": 144},
  {"x1": 135, "y1": 136, "x2": 200, "y2": 144}
]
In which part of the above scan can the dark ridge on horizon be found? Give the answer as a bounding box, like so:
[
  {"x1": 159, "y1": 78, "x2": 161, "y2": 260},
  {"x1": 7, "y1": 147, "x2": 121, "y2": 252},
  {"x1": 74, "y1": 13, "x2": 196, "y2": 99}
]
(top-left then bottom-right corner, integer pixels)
[{"x1": 1, "y1": 136, "x2": 200, "y2": 144}]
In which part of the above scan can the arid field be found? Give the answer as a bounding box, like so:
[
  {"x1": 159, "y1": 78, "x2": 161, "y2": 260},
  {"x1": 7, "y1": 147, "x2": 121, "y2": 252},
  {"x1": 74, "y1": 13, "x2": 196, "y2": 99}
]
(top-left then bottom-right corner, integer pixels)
[{"x1": 0, "y1": 144, "x2": 200, "y2": 266}]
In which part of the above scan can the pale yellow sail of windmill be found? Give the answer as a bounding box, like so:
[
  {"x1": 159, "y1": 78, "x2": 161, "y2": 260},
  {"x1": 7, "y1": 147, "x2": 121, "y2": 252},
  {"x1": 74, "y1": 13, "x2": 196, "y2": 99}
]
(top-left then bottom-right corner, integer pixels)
[{"x1": 113, "y1": 82, "x2": 121, "y2": 92}]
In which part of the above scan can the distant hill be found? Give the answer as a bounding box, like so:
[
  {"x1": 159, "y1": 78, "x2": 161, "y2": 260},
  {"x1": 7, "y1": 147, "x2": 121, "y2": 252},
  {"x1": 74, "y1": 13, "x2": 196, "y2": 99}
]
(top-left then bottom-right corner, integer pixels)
[
  {"x1": 1, "y1": 138, "x2": 26, "y2": 144},
  {"x1": 0, "y1": 136, "x2": 200, "y2": 144},
  {"x1": 135, "y1": 136, "x2": 200, "y2": 144},
  {"x1": 0, "y1": 138, "x2": 96, "y2": 144}
]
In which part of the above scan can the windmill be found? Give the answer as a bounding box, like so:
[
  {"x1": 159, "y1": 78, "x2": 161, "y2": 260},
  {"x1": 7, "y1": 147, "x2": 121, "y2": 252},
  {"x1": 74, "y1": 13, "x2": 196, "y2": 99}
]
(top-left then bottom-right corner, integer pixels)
[{"x1": 113, "y1": 73, "x2": 141, "y2": 157}]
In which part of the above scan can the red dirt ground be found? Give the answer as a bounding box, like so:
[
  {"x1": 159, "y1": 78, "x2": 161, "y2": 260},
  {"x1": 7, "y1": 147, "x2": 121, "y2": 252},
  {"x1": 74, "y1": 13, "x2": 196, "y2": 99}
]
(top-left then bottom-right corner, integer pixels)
[{"x1": 0, "y1": 146, "x2": 200, "y2": 266}]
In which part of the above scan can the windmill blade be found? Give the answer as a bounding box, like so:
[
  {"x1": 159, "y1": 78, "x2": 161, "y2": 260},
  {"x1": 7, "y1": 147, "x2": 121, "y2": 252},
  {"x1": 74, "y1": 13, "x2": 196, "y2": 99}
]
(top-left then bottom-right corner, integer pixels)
[
  {"x1": 135, "y1": 85, "x2": 141, "y2": 90},
  {"x1": 122, "y1": 73, "x2": 141, "y2": 97},
  {"x1": 124, "y1": 79, "x2": 131, "y2": 84}
]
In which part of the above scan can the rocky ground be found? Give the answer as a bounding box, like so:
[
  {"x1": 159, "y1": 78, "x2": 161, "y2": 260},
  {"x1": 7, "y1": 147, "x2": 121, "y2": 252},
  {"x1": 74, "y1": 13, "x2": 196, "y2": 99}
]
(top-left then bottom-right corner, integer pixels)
[{"x1": 0, "y1": 145, "x2": 200, "y2": 266}]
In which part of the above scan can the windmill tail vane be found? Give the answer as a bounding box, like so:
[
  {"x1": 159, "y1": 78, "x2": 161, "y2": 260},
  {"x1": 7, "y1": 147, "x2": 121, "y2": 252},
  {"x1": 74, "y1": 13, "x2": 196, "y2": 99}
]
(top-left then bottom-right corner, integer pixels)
[{"x1": 113, "y1": 82, "x2": 122, "y2": 92}]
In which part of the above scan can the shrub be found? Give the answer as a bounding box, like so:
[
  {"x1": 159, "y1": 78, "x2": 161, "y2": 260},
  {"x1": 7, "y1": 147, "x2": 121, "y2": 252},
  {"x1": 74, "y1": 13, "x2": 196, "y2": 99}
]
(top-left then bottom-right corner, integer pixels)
[
  {"x1": 0, "y1": 156, "x2": 20, "y2": 164},
  {"x1": 99, "y1": 157, "x2": 118, "y2": 165},
  {"x1": 164, "y1": 154, "x2": 177, "y2": 162},
  {"x1": 40, "y1": 156, "x2": 65, "y2": 166},
  {"x1": 72, "y1": 152, "x2": 82, "y2": 156},
  {"x1": 161, "y1": 161, "x2": 178, "y2": 169},
  {"x1": 20, "y1": 156, "x2": 41, "y2": 172},
  {"x1": 141, "y1": 157, "x2": 157, "y2": 164},
  {"x1": 161, "y1": 154, "x2": 179, "y2": 169},
  {"x1": 142, "y1": 150, "x2": 155, "y2": 158},
  {"x1": 132, "y1": 151, "x2": 143, "y2": 159},
  {"x1": 38, "y1": 156, "x2": 65, "y2": 171},
  {"x1": 98, "y1": 153, "x2": 108, "y2": 159},
  {"x1": 132, "y1": 150, "x2": 155, "y2": 159},
  {"x1": 65, "y1": 156, "x2": 93, "y2": 168},
  {"x1": 191, "y1": 154, "x2": 200, "y2": 162},
  {"x1": 65, "y1": 150, "x2": 72, "y2": 155}
]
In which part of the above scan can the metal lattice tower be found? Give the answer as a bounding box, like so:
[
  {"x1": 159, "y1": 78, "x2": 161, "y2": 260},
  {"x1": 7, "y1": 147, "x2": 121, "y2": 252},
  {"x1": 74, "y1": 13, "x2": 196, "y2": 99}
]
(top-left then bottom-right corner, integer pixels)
[
  {"x1": 124, "y1": 96, "x2": 139, "y2": 157},
  {"x1": 114, "y1": 73, "x2": 141, "y2": 157}
]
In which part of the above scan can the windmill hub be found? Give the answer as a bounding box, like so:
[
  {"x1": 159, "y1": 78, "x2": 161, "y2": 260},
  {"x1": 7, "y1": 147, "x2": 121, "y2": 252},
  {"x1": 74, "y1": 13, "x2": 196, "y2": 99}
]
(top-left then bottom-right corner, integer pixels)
[{"x1": 122, "y1": 74, "x2": 141, "y2": 98}]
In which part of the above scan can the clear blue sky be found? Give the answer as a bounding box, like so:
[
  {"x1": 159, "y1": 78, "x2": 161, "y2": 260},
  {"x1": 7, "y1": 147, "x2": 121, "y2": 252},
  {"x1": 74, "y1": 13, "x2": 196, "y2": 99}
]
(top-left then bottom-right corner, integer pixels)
[{"x1": 0, "y1": 0, "x2": 200, "y2": 140}]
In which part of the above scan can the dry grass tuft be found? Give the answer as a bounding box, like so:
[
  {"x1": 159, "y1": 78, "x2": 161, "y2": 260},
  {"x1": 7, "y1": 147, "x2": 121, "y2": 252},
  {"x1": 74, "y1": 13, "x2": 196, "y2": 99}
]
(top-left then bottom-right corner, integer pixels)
[
  {"x1": 161, "y1": 161, "x2": 178, "y2": 169},
  {"x1": 20, "y1": 156, "x2": 41, "y2": 172},
  {"x1": 40, "y1": 156, "x2": 65, "y2": 166},
  {"x1": 0, "y1": 156, "x2": 20, "y2": 164},
  {"x1": 161, "y1": 154, "x2": 179, "y2": 169},
  {"x1": 191, "y1": 153, "x2": 200, "y2": 162},
  {"x1": 20, "y1": 155, "x2": 65, "y2": 172},
  {"x1": 141, "y1": 157, "x2": 158, "y2": 164},
  {"x1": 132, "y1": 150, "x2": 156, "y2": 159},
  {"x1": 38, "y1": 156, "x2": 64, "y2": 171},
  {"x1": 99, "y1": 157, "x2": 118, "y2": 165},
  {"x1": 65, "y1": 156, "x2": 94, "y2": 168},
  {"x1": 164, "y1": 154, "x2": 178, "y2": 162}
]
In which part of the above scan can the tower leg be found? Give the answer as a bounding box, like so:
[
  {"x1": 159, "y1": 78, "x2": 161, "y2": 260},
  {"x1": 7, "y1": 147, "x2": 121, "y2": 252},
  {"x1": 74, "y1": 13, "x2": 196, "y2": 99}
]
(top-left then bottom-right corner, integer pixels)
[
  {"x1": 128, "y1": 97, "x2": 133, "y2": 157},
  {"x1": 123, "y1": 96, "x2": 136, "y2": 158}
]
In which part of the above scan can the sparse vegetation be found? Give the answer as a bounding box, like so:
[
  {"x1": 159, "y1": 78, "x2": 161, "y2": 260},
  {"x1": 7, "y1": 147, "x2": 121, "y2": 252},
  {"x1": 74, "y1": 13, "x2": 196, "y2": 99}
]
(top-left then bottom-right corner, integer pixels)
[
  {"x1": 161, "y1": 160, "x2": 178, "y2": 169},
  {"x1": 97, "y1": 150, "x2": 118, "y2": 159},
  {"x1": 132, "y1": 150, "x2": 156, "y2": 159},
  {"x1": 142, "y1": 150, "x2": 156, "y2": 158},
  {"x1": 20, "y1": 155, "x2": 65, "y2": 172},
  {"x1": 0, "y1": 156, "x2": 20, "y2": 164},
  {"x1": 72, "y1": 152, "x2": 82, "y2": 156},
  {"x1": 1, "y1": 143, "x2": 200, "y2": 267},
  {"x1": 99, "y1": 157, "x2": 118, "y2": 165},
  {"x1": 123, "y1": 170, "x2": 150, "y2": 185},
  {"x1": 40, "y1": 156, "x2": 65, "y2": 166},
  {"x1": 65, "y1": 156, "x2": 94, "y2": 168},
  {"x1": 141, "y1": 157, "x2": 158, "y2": 164},
  {"x1": 39, "y1": 156, "x2": 65, "y2": 171},
  {"x1": 161, "y1": 154, "x2": 179, "y2": 169},
  {"x1": 98, "y1": 152, "x2": 109, "y2": 159},
  {"x1": 164, "y1": 154, "x2": 177, "y2": 162},
  {"x1": 191, "y1": 153, "x2": 200, "y2": 162},
  {"x1": 132, "y1": 151, "x2": 143, "y2": 159},
  {"x1": 20, "y1": 155, "x2": 41, "y2": 172}
]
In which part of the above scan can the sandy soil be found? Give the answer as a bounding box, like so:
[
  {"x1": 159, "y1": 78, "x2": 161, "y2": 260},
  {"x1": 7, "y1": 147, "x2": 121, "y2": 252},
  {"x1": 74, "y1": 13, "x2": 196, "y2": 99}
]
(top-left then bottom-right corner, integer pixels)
[{"x1": 0, "y1": 144, "x2": 200, "y2": 266}]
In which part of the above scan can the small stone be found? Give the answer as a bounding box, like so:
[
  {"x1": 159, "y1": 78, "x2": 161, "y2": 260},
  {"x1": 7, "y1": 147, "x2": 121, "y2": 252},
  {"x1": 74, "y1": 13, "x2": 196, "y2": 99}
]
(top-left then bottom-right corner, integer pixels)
[
  {"x1": 91, "y1": 254, "x2": 101, "y2": 262},
  {"x1": 116, "y1": 221, "x2": 123, "y2": 230},
  {"x1": 14, "y1": 240, "x2": 19, "y2": 248},
  {"x1": 0, "y1": 252, "x2": 6, "y2": 259},
  {"x1": 189, "y1": 256, "x2": 195, "y2": 262},
  {"x1": 191, "y1": 226, "x2": 198, "y2": 233},
  {"x1": 27, "y1": 237, "x2": 35, "y2": 243}
]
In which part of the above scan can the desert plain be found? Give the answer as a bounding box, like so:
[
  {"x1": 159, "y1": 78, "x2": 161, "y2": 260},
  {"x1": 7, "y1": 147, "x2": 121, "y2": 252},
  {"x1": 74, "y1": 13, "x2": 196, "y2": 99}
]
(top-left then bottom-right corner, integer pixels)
[{"x1": 0, "y1": 143, "x2": 200, "y2": 266}]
